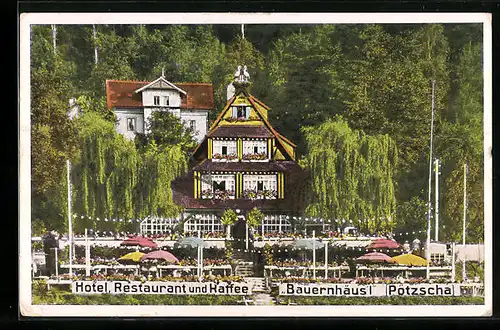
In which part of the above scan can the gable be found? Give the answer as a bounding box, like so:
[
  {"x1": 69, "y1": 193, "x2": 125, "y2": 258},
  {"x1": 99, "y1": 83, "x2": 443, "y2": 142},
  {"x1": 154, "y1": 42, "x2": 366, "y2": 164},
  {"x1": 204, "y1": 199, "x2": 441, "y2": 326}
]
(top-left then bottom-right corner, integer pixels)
[
  {"x1": 198, "y1": 91, "x2": 296, "y2": 161},
  {"x1": 135, "y1": 77, "x2": 187, "y2": 94},
  {"x1": 149, "y1": 79, "x2": 178, "y2": 90}
]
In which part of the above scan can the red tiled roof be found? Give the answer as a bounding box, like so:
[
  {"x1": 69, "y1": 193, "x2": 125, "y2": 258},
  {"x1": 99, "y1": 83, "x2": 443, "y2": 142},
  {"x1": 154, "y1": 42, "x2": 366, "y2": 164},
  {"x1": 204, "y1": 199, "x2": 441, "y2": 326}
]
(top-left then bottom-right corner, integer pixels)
[
  {"x1": 106, "y1": 80, "x2": 214, "y2": 110},
  {"x1": 207, "y1": 125, "x2": 273, "y2": 138},
  {"x1": 177, "y1": 83, "x2": 214, "y2": 110}
]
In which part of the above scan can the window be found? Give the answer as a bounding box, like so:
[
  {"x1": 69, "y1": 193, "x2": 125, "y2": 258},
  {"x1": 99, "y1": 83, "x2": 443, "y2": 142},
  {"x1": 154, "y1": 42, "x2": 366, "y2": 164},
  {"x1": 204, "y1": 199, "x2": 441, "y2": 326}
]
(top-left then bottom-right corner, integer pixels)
[
  {"x1": 430, "y1": 253, "x2": 445, "y2": 263},
  {"x1": 261, "y1": 215, "x2": 292, "y2": 234},
  {"x1": 127, "y1": 118, "x2": 136, "y2": 131},
  {"x1": 213, "y1": 180, "x2": 226, "y2": 191},
  {"x1": 237, "y1": 107, "x2": 245, "y2": 118},
  {"x1": 257, "y1": 181, "x2": 264, "y2": 191},
  {"x1": 189, "y1": 120, "x2": 196, "y2": 131},
  {"x1": 163, "y1": 96, "x2": 170, "y2": 106},
  {"x1": 183, "y1": 214, "x2": 223, "y2": 235},
  {"x1": 154, "y1": 95, "x2": 160, "y2": 105},
  {"x1": 201, "y1": 174, "x2": 236, "y2": 198},
  {"x1": 243, "y1": 174, "x2": 277, "y2": 199},
  {"x1": 242, "y1": 140, "x2": 267, "y2": 159},
  {"x1": 232, "y1": 106, "x2": 250, "y2": 119},
  {"x1": 212, "y1": 140, "x2": 237, "y2": 159},
  {"x1": 140, "y1": 218, "x2": 178, "y2": 235}
]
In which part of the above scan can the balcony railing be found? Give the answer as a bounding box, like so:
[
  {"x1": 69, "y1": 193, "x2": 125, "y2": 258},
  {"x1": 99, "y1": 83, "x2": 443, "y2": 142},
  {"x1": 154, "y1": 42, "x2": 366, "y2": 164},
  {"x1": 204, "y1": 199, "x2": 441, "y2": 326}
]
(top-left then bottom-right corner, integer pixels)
[
  {"x1": 212, "y1": 153, "x2": 238, "y2": 162},
  {"x1": 243, "y1": 189, "x2": 277, "y2": 200},
  {"x1": 201, "y1": 189, "x2": 235, "y2": 200},
  {"x1": 242, "y1": 152, "x2": 268, "y2": 162}
]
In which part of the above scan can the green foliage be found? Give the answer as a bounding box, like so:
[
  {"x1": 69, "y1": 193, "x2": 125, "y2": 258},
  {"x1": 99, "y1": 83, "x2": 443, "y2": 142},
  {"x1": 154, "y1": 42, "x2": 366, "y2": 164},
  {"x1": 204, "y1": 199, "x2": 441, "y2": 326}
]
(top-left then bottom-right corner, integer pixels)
[
  {"x1": 220, "y1": 209, "x2": 238, "y2": 226},
  {"x1": 395, "y1": 196, "x2": 428, "y2": 240},
  {"x1": 263, "y1": 243, "x2": 273, "y2": 265},
  {"x1": 144, "y1": 111, "x2": 197, "y2": 154},
  {"x1": 224, "y1": 240, "x2": 233, "y2": 260},
  {"x1": 30, "y1": 24, "x2": 484, "y2": 243},
  {"x1": 70, "y1": 111, "x2": 188, "y2": 231},
  {"x1": 302, "y1": 118, "x2": 398, "y2": 233},
  {"x1": 30, "y1": 26, "x2": 79, "y2": 232},
  {"x1": 246, "y1": 207, "x2": 264, "y2": 228}
]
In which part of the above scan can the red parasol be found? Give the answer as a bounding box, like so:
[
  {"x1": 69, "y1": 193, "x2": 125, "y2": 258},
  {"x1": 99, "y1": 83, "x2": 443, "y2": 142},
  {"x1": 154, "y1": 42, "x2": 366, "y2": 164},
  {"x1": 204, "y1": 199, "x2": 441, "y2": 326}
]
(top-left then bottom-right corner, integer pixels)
[
  {"x1": 140, "y1": 250, "x2": 179, "y2": 264},
  {"x1": 120, "y1": 236, "x2": 158, "y2": 249},
  {"x1": 356, "y1": 252, "x2": 395, "y2": 263},
  {"x1": 367, "y1": 238, "x2": 401, "y2": 250}
]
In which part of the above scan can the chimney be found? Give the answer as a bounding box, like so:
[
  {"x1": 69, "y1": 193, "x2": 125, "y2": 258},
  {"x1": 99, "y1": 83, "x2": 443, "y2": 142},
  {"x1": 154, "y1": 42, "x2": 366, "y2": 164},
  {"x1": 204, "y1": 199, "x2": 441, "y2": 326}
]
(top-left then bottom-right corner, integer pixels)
[{"x1": 226, "y1": 82, "x2": 235, "y2": 100}]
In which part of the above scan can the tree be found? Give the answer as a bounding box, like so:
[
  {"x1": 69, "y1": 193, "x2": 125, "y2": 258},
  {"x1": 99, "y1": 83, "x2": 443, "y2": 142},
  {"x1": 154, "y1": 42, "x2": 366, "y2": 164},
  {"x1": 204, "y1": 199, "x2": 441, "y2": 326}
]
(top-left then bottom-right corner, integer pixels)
[
  {"x1": 220, "y1": 209, "x2": 238, "y2": 226},
  {"x1": 31, "y1": 25, "x2": 79, "y2": 232},
  {"x1": 437, "y1": 41, "x2": 483, "y2": 243},
  {"x1": 70, "y1": 111, "x2": 189, "y2": 232},
  {"x1": 265, "y1": 25, "x2": 341, "y2": 155},
  {"x1": 134, "y1": 141, "x2": 187, "y2": 220},
  {"x1": 301, "y1": 118, "x2": 398, "y2": 234},
  {"x1": 246, "y1": 208, "x2": 264, "y2": 229},
  {"x1": 144, "y1": 111, "x2": 198, "y2": 154}
]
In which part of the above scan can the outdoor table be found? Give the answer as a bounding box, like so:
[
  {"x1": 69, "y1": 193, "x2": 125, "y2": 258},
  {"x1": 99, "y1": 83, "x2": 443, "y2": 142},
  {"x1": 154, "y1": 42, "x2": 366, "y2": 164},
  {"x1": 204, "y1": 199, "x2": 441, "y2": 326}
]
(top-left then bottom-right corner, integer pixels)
[
  {"x1": 203, "y1": 264, "x2": 232, "y2": 276},
  {"x1": 264, "y1": 265, "x2": 350, "y2": 278},
  {"x1": 157, "y1": 265, "x2": 198, "y2": 277}
]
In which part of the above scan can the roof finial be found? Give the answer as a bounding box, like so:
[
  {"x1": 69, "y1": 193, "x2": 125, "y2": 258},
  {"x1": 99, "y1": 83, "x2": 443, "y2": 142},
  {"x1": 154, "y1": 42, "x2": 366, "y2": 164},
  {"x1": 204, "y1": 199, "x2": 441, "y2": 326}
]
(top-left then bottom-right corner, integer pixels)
[
  {"x1": 241, "y1": 23, "x2": 245, "y2": 39},
  {"x1": 161, "y1": 67, "x2": 165, "y2": 77}
]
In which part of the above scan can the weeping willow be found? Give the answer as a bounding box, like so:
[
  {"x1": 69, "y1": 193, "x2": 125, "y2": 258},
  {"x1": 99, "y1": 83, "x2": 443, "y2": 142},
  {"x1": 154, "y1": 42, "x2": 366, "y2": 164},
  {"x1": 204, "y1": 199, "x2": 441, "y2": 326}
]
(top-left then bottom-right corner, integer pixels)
[
  {"x1": 302, "y1": 118, "x2": 398, "y2": 233},
  {"x1": 71, "y1": 112, "x2": 188, "y2": 232},
  {"x1": 134, "y1": 141, "x2": 187, "y2": 219}
]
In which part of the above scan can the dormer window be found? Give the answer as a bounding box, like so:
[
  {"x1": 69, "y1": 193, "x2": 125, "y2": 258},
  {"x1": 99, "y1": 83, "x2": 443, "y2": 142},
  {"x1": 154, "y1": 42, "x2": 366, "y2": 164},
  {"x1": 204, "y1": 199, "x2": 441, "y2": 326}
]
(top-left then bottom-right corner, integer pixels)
[
  {"x1": 232, "y1": 106, "x2": 250, "y2": 119},
  {"x1": 237, "y1": 107, "x2": 245, "y2": 118},
  {"x1": 154, "y1": 96, "x2": 160, "y2": 106},
  {"x1": 163, "y1": 96, "x2": 169, "y2": 106}
]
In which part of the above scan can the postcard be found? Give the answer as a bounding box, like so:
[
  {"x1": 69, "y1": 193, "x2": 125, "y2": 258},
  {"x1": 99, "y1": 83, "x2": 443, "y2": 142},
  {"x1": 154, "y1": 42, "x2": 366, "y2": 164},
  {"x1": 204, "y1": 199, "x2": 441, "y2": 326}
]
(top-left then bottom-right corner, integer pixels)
[{"x1": 19, "y1": 12, "x2": 492, "y2": 317}]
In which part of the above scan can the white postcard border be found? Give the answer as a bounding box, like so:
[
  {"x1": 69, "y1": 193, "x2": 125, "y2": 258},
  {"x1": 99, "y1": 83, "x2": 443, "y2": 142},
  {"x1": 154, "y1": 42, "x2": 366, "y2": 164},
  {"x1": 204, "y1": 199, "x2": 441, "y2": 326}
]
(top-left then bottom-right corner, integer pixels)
[{"x1": 19, "y1": 12, "x2": 493, "y2": 317}]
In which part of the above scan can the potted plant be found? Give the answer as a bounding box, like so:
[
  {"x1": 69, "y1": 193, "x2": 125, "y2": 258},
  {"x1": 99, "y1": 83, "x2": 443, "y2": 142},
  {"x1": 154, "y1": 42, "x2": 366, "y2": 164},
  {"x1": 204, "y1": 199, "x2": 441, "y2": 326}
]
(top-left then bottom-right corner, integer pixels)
[
  {"x1": 201, "y1": 189, "x2": 213, "y2": 199},
  {"x1": 226, "y1": 153, "x2": 238, "y2": 161},
  {"x1": 243, "y1": 189, "x2": 258, "y2": 200}
]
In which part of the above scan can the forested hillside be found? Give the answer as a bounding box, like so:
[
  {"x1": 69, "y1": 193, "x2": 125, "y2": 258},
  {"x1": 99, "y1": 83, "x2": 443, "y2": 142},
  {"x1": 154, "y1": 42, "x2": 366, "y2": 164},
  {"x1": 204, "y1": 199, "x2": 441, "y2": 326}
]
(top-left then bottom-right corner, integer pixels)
[{"x1": 30, "y1": 24, "x2": 484, "y2": 243}]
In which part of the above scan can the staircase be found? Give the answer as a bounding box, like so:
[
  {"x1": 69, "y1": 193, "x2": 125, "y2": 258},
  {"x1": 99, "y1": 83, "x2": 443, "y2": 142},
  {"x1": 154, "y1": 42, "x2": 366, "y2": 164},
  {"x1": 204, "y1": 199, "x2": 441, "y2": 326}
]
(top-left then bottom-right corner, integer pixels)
[
  {"x1": 232, "y1": 249, "x2": 255, "y2": 277},
  {"x1": 245, "y1": 277, "x2": 267, "y2": 292},
  {"x1": 235, "y1": 261, "x2": 254, "y2": 277},
  {"x1": 245, "y1": 277, "x2": 274, "y2": 305}
]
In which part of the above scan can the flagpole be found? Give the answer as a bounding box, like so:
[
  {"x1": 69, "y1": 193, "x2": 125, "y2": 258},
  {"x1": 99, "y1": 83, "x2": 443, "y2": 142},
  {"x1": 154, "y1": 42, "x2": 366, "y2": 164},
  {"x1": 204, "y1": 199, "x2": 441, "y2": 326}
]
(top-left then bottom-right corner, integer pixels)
[
  {"x1": 451, "y1": 242, "x2": 456, "y2": 282},
  {"x1": 67, "y1": 160, "x2": 73, "y2": 277},
  {"x1": 324, "y1": 240, "x2": 328, "y2": 279},
  {"x1": 312, "y1": 230, "x2": 316, "y2": 279},
  {"x1": 85, "y1": 228, "x2": 90, "y2": 277},
  {"x1": 434, "y1": 158, "x2": 440, "y2": 241},
  {"x1": 426, "y1": 80, "x2": 436, "y2": 280},
  {"x1": 462, "y1": 163, "x2": 468, "y2": 281}
]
